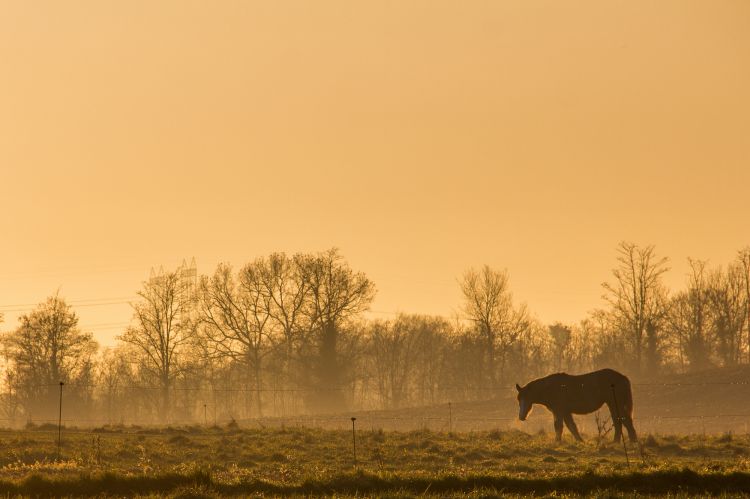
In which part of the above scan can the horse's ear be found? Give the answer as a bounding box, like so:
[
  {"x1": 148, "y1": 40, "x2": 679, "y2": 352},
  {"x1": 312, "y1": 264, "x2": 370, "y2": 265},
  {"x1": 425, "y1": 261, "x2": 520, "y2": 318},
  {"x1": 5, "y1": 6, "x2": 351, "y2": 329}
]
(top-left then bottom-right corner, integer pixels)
[{"x1": 515, "y1": 383, "x2": 521, "y2": 392}]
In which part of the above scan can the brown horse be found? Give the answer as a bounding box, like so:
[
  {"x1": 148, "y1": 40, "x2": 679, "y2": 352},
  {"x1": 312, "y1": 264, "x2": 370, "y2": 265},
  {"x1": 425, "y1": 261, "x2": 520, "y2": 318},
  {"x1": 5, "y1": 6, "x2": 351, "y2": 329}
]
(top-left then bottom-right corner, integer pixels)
[{"x1": 516, "y1": 368, "x2": 637, "y2": 442}]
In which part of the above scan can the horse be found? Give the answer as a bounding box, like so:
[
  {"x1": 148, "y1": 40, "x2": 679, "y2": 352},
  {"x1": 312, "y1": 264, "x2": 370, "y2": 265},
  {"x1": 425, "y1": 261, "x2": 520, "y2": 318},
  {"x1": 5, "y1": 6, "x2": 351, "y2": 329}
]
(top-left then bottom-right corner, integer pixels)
[{"x1": 515, "y1": 368, "x2": 637, "y2": 443}]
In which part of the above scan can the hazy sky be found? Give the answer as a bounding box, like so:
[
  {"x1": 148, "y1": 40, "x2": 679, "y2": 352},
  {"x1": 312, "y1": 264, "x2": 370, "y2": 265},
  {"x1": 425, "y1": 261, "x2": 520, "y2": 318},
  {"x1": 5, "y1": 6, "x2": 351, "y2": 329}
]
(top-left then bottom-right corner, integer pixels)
[{"x1": 1, "y1": 1, "x2": 749, "y2": 346}]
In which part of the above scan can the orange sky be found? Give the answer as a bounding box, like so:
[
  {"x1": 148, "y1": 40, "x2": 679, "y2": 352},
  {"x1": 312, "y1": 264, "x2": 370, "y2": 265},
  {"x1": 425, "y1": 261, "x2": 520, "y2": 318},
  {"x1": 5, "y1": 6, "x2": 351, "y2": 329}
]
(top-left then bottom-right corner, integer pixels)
[{"x1": 1, "y1": 1, "x2": 749, "y2": 346}]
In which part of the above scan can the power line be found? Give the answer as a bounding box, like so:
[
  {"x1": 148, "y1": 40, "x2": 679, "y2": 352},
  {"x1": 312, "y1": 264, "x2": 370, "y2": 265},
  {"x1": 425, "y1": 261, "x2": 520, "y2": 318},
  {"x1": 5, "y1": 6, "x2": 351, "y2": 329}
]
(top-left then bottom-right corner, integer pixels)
[
  {"x1": 0, "y1": 300, "x2": 406, "y2": 315},
  {"x1": 0, "y1": 298, "x2": 135, "y2": 313},
  {"x1": 82, "y1": 324, "x2": 131, "y2": 332}
]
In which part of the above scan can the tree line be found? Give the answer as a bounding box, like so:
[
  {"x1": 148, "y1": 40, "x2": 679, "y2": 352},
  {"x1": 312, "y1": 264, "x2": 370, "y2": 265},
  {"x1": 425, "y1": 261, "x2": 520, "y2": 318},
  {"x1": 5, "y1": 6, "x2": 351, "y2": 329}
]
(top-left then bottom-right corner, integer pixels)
[{"x1": 1, "y1": 244, "x2": 749, "y2": 425}]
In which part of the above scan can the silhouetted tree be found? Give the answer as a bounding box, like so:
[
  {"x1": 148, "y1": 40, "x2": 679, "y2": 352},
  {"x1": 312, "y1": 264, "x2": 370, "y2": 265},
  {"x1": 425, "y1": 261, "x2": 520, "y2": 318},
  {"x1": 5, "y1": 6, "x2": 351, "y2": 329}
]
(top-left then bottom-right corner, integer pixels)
[
  {"x1": 439, "y1": 321, "x2": 485, "y2": 401},
  {"x1": 515, "y1": 322, "x2": 553, "y2": 381},
  {"x1": 0, "y1": 295, "x2": 97, "y2": 420},
  {"x1": 410, "y1": 315, "x2": 451, "y2": 405},
  {"x1": 602, "y1": 242, "x2": 669, "y2": 375},
  {"x1": 565, "y1": 322, "x2": 597, "y2": 373},
  {"x1": 96, "y1": 346, "x2": 133, "y2": 424},
  {"x1": 586, "y1": 311, "x2": 629, "y2": 372},
  {"x1": 198, "y1": 262, "x2": 274, "y2": 416},
  {"x1": 299, "y1": 249, "x2": 375, "y2": 411},
  {"x1": 549, "y1": 323, "x2": 572, "y2": 372},
  {"x1": 738, "y1": 248, "x2": 750, "y2": 363},
  {"x1": 367, "y1": 315, "x2": 437, "y2": 408},
  {"x1": 460, "y1": 265, "x2": 530, "y2": 388},
  {"x1": 666, "y1": 259, "x2": 712, "y2": 371},
  {"x1": 119, "y1": 268, "x2": 198, "y2": 422},
  {"x1": 707, "y1": 262, "x2": 747, "y2": 366},
  {"x1": 256, "y1": 253, "x2": 311, "y2": 395}
]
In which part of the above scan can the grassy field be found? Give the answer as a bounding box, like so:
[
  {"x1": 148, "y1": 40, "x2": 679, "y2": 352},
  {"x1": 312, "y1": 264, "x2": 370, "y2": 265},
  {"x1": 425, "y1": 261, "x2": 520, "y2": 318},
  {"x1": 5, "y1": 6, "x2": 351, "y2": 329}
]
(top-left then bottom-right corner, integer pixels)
[{"x1": 2, "y1": 424, "x2": 750, "y2": 497}]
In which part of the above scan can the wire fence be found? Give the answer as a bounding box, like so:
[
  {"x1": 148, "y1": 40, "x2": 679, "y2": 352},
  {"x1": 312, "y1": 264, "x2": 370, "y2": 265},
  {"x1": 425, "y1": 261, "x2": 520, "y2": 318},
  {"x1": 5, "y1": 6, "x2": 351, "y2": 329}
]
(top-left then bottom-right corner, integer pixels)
[
  {"x1": 10, "y1": 379, "x2": 750, "y2": 392},
  {"x1": 3, "y1": 409, "x2": 750, "y2": 435},
  {"x1": 2, "y1": 379, "x2": 750, "y2": 434}
]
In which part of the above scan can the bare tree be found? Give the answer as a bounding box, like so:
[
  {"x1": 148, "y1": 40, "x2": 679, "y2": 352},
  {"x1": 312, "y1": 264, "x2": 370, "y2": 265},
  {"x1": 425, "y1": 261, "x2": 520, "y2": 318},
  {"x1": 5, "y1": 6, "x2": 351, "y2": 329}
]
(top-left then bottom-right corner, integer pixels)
[
  {"x1": 300, "y1": 249, "x2": 376, "y2": 411},
  {"x1": 549, "y1": 323, "x2": 572, "y2": 372},
  {"x1": 438, "y1": 317, "x2": 485, "y2": 402},
  {"x1": 97, "y1": 346, "x2": 133, "y2": 424},
  {"x1": 460, "y1": 265, "x2": 530, "y2": 389},
  {"x1": 256, "y1": 253, "x2": 311, "y2": 391},
  {"x1": 588, "y1": 309, "x2": 629, "y2": 372},
  {"x1": 738, "y1": 247, "x2": 750, "y2": 363},
  {"x1": 706, "y1": 262, "x2": 747, "y2": 366},
  {"x1": 666, "y1": 259, "x2": 713, "y2": 371},
  {"x1": 602, "y1": 242, "x2": 669, "y2": 375},
  {"x1": 119, "y1": 269, "x2": 198, "y2": 422},
  {"x1": 0, "y1": 368, "x2": 21, "y2": 426},
  {"x1": 367, "y1": 315, "x2": 431, "y2": 409},
  {"x1": 198, "y1": 262, "x2": 274, "y2": 416},
  {"x1": 0, "y1": 294, "x2": 97, "y2": 420},
  {"x1": 566, "y1": 322, "x2": 597, "y2": 373},
  {"x1": 410, "y1": 315, "x2": 451, "y2": 405}
]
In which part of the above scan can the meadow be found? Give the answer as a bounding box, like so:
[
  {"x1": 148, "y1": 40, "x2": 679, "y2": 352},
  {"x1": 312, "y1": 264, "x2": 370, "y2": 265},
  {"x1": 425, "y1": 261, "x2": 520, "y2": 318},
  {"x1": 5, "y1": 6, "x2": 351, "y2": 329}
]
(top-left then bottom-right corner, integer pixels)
[{"x1": 2, "y1": 423, "x2": 750, "y2": 497}]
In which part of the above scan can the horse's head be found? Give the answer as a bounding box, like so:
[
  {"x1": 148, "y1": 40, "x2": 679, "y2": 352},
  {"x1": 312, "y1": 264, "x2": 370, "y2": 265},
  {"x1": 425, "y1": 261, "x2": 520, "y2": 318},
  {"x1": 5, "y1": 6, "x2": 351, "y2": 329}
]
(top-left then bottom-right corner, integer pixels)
[{"x1": 516, "y1": 383, "x2": 533, "y2": 421}]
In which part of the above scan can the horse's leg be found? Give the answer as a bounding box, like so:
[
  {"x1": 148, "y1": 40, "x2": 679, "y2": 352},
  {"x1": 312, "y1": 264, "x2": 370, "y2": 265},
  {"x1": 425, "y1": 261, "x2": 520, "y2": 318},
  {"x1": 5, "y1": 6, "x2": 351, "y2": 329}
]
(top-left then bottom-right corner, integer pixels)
[
  {"x1": 563, "y1": 413, "x2": 583, "y2": 442},
  {"x1": 623, "y1": 416, "x2": 638, "y2": 442},
  {"x1": 553, "y1": 413, "x2": 564, "y2": 442},
  {"x1": 606, "y1": 402, "x2": 623, "y2": 442}
]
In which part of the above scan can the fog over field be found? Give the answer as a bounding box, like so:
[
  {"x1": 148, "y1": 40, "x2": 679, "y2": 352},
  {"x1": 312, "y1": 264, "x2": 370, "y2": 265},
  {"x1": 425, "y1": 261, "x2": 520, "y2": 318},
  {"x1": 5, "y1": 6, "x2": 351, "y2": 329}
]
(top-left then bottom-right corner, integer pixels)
[{"x1": 0, "y1": 244, "x2": 749, "y2": 428}]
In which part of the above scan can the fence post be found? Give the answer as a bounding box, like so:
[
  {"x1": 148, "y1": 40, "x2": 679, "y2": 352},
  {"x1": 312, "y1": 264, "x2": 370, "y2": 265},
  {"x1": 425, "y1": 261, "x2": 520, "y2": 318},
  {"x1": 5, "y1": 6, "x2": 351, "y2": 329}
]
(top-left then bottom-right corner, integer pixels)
[
  {"x1": 351, "y1": 417, "x2": 357, "y2": 467},
  {"x1": 448, "y1": 402, "x2": 452, "y2": 433}
]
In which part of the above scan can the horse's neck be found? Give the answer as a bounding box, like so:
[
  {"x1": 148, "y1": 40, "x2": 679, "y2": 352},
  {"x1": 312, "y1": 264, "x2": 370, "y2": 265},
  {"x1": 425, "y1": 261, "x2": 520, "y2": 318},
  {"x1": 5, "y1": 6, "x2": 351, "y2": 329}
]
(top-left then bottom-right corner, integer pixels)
[
  {"x1": 528, "y1": 381, "x2": 547, "y2": 403},
  {"x1": 531, "y1": 377, "x2": 559, "y2": 404}
]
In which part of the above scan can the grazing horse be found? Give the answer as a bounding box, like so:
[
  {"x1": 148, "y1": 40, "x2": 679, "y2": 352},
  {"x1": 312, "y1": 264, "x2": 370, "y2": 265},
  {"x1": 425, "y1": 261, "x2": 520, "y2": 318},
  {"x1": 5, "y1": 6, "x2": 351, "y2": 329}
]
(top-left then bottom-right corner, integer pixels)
[{"x1": 515, "y1": 368, "x2": 637, "y2": 443}]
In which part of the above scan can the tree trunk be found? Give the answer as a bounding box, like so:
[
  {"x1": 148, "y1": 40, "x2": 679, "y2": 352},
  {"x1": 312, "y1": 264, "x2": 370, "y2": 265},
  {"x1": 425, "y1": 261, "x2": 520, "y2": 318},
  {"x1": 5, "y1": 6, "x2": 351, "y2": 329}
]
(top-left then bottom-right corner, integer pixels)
[
  {"x1": 254, "y1": 355, "x2": 263, "y2": 417},
  {"x1": 161, "y1": 376, "x2": 170, "y2": 424},
  {"x1": 634, "y1": 323, "x2": 643, "y2": 375},
  {"x1": 486, "y1": 327, "x2": 496, "y2": 390},
  {"x1": 314, "y1": 321, "x2": 345, "y2": 411},
  {"x1": 645, "y1": 321, "x2": 659, "y2": 376}
]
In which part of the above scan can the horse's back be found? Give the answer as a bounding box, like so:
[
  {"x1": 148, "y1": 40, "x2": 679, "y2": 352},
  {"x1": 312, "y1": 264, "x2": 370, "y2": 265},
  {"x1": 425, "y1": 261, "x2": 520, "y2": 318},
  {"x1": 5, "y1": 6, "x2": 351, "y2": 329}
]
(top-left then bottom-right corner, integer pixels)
[
  {"x1": 530, "y1": 368, "x2": 633, "y2": 416},
  {"x1": 576, "y1": 368, "x2": 630, "y2": 386},
  {"x1": 569, "y1": 369, "x2": 632, "y2": 405},
  {"x1": 579, "y1": 369, "x2": 633, "y2": 409},
  {"x1": 536, "y1": 369, "x2": 630, "y2": 387},
  {"x1": 576, "y1": 368, "x2": 630, "y2": 384}
]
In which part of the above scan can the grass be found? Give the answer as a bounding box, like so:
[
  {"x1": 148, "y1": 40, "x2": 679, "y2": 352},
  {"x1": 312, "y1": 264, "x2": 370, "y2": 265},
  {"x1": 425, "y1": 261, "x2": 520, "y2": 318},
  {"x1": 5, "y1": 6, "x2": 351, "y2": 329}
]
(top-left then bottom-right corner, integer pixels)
[{"x1": 1, "y1": 425, "x2": 750, "y2": 497}]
